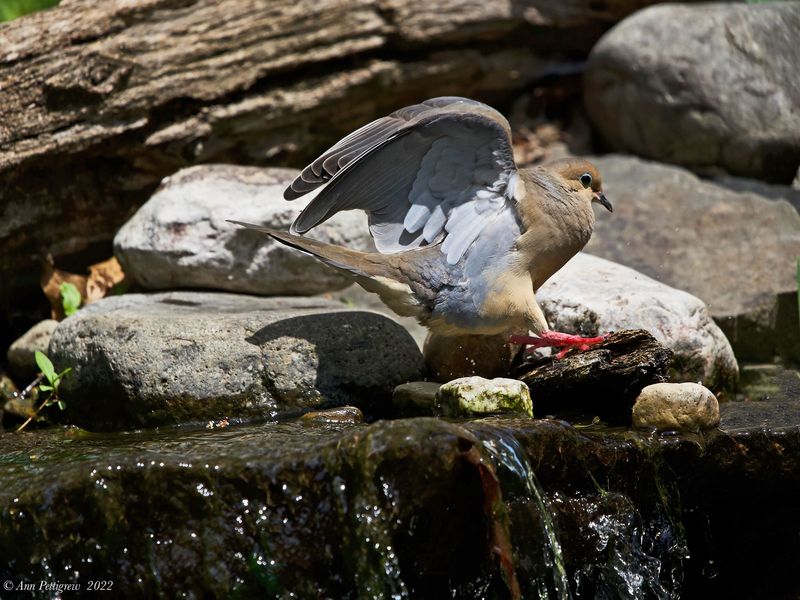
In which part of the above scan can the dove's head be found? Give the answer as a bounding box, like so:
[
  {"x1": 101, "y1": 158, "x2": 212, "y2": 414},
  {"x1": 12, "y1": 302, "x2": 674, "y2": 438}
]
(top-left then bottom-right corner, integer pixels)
[{"x1": 546, "y1": 158, "x2": 613, "y2": 213}]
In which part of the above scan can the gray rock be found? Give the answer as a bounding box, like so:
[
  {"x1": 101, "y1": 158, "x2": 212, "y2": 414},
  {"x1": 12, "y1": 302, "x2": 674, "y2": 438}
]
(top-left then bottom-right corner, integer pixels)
[
  {"x1": 586, "y1": 155, "x2": 800, "y2": 362},
  {"x1": 6, "y1": 319, "x2": 59, "y2": 379},
  {"x1": 738, "y1": 364, "x2": 800, "y2": 404},
  {"x1": 585, "y1": 2, "x2": 800, "y2": 183},
  {"x1": 712, "y1": 175, "x2": 800, "y2": 215},
  {"x1": 538, "y1": 253, "x2": 738, "y2": 390},
  {"x1": 48, "y1": 291, "x2": 424, "y2": 430},
  {"x1": 632, "y1": 382, "x2": 720, "y2": 432},
  {"x1": 300, "y1": 406, "x2": 364, "y2": 425},
  {"x1": 324, "y1": 284, "x2": 428, "y2": 349},
  {"x1": 392, "y1": 381, "x2": 441, "y2": 416},
  {"x1": 113, "y1": 165, "x2": 372, "y2": 296},
  {"x1": 436, "y1": 376, "x2": 532, "y2": 417}
]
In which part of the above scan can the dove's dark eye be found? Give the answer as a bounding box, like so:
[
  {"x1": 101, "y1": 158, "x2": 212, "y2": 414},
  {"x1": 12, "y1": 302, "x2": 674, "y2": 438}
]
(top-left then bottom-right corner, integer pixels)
[{"x1": 580, "y1": 173, "x2": 592, "y2": 188}]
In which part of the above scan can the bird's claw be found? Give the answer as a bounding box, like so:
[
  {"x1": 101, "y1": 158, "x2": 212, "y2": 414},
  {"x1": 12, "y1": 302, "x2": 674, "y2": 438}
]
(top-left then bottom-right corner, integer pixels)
[{"x1": 510, "y1": 331, "x2": 607, "y2": 360}]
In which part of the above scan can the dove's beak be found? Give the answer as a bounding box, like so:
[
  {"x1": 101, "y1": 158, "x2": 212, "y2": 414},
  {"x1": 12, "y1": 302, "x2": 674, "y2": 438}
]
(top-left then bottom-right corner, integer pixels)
[{"x1": 593, "y1": 191, "x2": 613, "y2": 212}]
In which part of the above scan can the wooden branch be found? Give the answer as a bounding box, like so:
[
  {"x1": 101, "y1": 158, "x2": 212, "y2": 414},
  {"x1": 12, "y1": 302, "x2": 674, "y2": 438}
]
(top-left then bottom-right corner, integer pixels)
[{"x1": 515, "y1": 329, "x2": 673, "y2": 422}]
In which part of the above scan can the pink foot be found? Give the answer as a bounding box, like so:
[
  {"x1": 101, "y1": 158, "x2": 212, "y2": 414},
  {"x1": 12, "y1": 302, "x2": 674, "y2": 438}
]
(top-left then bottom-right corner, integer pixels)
[{"x1": 508, "y1": 330, "x2": 606, "y2": 359}]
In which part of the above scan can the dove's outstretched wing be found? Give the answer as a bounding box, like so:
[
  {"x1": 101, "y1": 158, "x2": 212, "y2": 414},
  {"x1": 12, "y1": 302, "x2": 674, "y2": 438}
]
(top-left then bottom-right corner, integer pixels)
[{"x1": 285, "y1": 97, "x2": 521, "y2": 265}]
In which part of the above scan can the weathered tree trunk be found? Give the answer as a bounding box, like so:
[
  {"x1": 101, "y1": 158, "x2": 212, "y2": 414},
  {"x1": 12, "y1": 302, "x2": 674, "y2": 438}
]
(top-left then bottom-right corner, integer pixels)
[{"x1": 0, "y1": 0, "x2": 671, "y2": 288}]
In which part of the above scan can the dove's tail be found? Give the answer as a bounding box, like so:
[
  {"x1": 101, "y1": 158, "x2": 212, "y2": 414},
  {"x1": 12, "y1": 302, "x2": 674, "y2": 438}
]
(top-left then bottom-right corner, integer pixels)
[
  {"x1": 229, "y1": 221, "x2": 393, "y2": 278},
  {"x1": 228, "y1": 221, "x2": 426, "y2": 318}
]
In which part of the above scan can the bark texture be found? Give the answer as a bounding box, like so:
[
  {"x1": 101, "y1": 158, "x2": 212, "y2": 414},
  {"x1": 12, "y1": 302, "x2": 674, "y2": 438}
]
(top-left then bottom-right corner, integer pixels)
[
  {"x1": 0, "y1": 0, "x2": 673, "y2": 285},
  {"x1": 515, "y1": 329, "x2": 673, "y2": 421}
]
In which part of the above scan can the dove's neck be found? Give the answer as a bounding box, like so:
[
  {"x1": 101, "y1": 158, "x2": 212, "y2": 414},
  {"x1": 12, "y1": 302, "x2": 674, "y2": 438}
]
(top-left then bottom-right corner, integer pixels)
[{"x1": 515, "y1": 169, "x2": 595, "y2": 290}]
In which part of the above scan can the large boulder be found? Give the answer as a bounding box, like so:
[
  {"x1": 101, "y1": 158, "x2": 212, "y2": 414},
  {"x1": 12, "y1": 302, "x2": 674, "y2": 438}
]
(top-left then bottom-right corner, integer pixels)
[
  {"x1": 48, "y1": 291, "x2": 424, "y2": 430},
  {"x1": 585, "y1": 3, "x2": 800, "y2": 183},
  {"x1": 586, "y1": 155, "x2": 800, "y2": 362},
  {"x1": 538, "y1": 253, "x2": 738, "y2": 390},
  {"x1": 114, "y1": 165, "x2": 371, "y2": 295}
]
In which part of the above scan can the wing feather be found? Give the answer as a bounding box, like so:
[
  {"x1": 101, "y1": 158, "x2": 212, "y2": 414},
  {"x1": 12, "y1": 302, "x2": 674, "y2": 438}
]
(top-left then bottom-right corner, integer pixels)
[{"x1": 285, "y1": 97, "x2": 519, "y2": 264}]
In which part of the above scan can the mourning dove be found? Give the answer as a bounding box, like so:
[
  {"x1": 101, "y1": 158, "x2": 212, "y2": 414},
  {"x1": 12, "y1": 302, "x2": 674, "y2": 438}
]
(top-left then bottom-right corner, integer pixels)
[{"x1": 232, "y1": 97, "x2": 612, "y2": 353}]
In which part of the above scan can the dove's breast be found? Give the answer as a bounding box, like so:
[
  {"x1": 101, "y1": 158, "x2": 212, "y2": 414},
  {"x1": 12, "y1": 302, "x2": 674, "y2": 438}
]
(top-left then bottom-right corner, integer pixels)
[{"x1": 425, "y1": 204, "x2": 534, "y2": 335}]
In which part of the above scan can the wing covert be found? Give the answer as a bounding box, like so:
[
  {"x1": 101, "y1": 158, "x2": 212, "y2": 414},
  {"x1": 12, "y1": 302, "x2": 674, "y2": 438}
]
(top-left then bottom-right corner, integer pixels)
[{"x1": 285, "y1": 97, "x2": 520, "y2": 264}]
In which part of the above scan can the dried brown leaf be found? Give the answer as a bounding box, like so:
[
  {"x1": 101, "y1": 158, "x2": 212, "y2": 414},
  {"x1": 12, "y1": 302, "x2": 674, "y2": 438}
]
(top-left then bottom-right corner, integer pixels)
[{"x1": 86, "y1": 256, "x2": 125, "y2": 304}]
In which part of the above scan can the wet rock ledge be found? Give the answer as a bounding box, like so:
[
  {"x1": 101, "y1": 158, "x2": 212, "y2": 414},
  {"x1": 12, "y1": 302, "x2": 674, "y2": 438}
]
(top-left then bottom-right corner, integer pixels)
[{"x1": 0, "y1": 397, "x2": 798, "y2": 598}]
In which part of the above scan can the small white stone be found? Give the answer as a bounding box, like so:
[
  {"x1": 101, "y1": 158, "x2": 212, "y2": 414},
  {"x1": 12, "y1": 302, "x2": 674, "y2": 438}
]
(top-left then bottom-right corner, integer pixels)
[
  {"x1": 436, "y1": 376, "x2": 532, "y2": 417},
  {"x1": 632, "y1": 382, "x2": 720, "y2": 432}
]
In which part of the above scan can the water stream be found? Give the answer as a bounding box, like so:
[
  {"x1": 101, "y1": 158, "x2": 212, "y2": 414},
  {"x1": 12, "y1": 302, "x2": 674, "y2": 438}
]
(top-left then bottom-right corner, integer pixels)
[
  {"x1": 471, "y1": 422, "x2": 688, "y2": 599},
  {"x1": 480, "y1": 431, "x2": 572, "y2": 599}
]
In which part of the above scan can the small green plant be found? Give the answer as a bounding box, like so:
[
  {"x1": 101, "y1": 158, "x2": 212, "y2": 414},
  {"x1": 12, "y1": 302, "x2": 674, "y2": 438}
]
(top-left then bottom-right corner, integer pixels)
[
  {"x1": 16, "y1": 350, "x2": 70, "y2": 431},
  {"x1": 0, "y1": 0, "x2": 59, "y2": 22},
  {"x1": 60, "y1": 281, "x2": 81, "y2": 316}
]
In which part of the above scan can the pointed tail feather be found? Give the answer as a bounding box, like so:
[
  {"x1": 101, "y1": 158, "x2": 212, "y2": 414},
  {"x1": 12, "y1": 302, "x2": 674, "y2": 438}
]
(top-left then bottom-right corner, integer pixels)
[
  {"x1": 228, "y1": 220, "x2": 387, "y2": 279},
  {"x1": 228, "y1": 221, "x2": 431, "y2": 320}
]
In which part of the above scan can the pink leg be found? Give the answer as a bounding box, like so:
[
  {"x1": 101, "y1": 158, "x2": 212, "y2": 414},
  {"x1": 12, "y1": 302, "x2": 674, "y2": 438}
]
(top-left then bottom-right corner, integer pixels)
[{"x1": 508, "y1": 330, "x2": 606, "y2": 358}]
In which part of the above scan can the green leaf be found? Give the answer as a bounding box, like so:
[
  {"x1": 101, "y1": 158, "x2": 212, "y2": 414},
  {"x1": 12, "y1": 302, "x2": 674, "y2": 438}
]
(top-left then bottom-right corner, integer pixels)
[
  {"x1": 57, "y1": 367, "x2": 72, "y2": 378},
  {"x1": 60, "y1": 282, "x2": 82, "y2": 317},
  {"x1": 35, "y1": 351, "x2": 57, "y2": 385},
  {"x1": 39, "y1": 384, "x2": 54, "y2": 392},
  {"x1": 0, "y1": 0, "x2": 60, "y2": 22},
  {"x1": 57, "y1": 400, "x2": 67, "y2": 411}
]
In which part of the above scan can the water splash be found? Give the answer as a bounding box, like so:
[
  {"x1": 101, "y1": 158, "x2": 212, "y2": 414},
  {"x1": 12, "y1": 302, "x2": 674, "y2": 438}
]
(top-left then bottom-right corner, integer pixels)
[{"x1": 479, "y1": 432, "x2": 572, "y2": 600}]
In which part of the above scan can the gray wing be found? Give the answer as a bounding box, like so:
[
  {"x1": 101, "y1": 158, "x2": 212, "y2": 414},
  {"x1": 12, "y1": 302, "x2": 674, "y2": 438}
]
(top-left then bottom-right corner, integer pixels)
[{"x1": 285, "y1": 97, "x2": 521, "y2": 265}]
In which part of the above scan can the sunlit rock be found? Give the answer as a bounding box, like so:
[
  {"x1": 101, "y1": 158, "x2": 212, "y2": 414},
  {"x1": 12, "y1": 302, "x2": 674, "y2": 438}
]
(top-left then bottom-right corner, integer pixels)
[
  {"x1": 114, "y1": 165, "x2": 371, "y2": 296},
  {"x1": 437, "y1": 376, "x2": 532, "y2": 417},
  {"x1": 632, "y1": 382, "x2": 720, "y2": 432},
  {"x1": 48, "y1": 291, "x2": 424, "y2": 429}
]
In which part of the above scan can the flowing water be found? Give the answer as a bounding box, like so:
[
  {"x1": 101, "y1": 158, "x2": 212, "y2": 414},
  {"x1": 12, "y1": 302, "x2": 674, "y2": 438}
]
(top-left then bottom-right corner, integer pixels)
[
  {"x1": 0, "y1": 408, "x2": 795, "y2": 598},
  {"x1": 479, "y1": 431, "x2": 572, "y2": 599}
]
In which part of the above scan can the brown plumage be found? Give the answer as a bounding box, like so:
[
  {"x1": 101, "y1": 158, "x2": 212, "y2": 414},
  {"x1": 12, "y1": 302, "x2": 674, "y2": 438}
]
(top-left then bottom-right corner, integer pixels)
[{"x1": 231, "y1": 97, "x2": 612, "y2": 352}]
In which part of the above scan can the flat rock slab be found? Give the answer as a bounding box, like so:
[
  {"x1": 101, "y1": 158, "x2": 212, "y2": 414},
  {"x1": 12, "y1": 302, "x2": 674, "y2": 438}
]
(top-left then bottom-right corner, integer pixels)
[
  {"x1": 48, "y1": 292, "x2": 424, "y2": 430},
  {"x1": 114, "y1": 165, "x2": 372, "y2": 295},
  {"x1": 538, "y1": 252, "x2": 738, "y2": 390},
  {"x1": 515, "y1": 329, "x2": 672, "y2": 421},
  {"x1": 585, "y1": 155, "x2": 800, "y2": 362},
  {"x1": 0, "y1": 400, "x2": 798, "y2": 598},
  {"x1": 585, "y1": 2, "x2": 800, "y2": 182}
]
